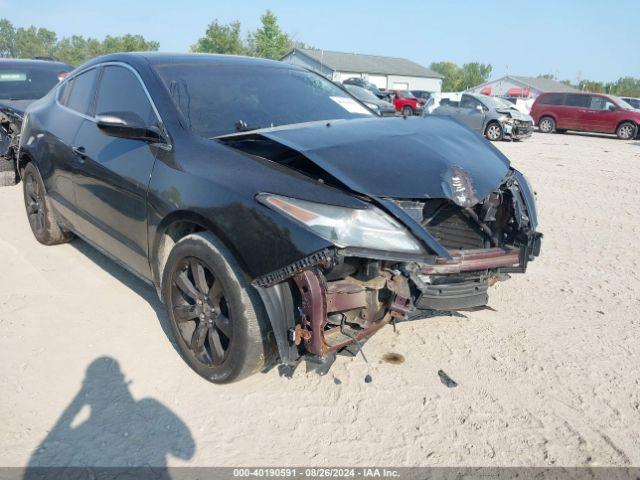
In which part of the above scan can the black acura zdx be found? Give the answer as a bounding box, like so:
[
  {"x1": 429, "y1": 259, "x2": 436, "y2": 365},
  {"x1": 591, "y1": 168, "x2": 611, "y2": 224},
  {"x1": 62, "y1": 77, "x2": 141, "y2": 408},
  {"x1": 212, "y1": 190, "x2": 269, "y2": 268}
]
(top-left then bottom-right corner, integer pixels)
[{"x1": 14, "y1": 53, "x2": 542, "y2": 383}]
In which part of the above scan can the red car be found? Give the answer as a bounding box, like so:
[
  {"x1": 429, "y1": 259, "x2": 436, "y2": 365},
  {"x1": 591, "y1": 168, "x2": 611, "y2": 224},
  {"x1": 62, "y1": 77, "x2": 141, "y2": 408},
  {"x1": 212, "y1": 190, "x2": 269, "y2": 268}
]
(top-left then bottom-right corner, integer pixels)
[
  {"x1": 530, "y1": 92, "x2": 640, "y2": 140},
  {"x1": 389, "y1": 89, "x2": 424, "y2": 116}
]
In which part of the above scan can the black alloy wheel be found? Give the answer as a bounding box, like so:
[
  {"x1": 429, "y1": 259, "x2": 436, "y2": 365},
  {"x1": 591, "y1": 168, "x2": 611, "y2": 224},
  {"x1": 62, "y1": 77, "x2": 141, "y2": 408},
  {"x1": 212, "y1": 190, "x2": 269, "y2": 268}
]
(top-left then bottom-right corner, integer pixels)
[{"x1": 170, "y1": 257, "x2": 232, "y2": 367}]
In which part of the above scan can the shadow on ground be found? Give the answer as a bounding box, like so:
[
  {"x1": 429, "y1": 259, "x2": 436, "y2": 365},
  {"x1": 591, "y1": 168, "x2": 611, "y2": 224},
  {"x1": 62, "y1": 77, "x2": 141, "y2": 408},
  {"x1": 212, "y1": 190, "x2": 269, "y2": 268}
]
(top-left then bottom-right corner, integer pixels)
[{"x1": 23, "y1": 356, "x2": 195, "y2": 479}]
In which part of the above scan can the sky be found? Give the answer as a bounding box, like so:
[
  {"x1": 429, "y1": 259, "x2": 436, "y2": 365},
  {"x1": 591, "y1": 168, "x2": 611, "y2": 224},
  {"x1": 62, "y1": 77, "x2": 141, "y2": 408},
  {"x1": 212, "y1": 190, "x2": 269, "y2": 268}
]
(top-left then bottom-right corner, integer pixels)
[{"x1": 3, "y1": 0, "x2": 639, "y2": 83}]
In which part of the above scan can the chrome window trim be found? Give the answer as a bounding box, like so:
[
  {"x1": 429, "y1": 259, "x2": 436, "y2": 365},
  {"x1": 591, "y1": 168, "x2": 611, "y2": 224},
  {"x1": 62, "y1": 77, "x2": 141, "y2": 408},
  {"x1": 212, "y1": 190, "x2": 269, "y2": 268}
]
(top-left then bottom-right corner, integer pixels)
[{"x1": 55, "y1": 61, "x2": 171, "y2": 149}]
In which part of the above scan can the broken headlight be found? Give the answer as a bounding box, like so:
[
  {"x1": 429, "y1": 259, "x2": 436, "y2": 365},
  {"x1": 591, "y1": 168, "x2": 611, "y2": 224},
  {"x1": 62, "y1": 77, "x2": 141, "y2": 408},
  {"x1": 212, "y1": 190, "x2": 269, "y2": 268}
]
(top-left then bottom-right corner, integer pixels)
[{"x1": 258, "y1": 194, "x2": 424, "y2": 254}]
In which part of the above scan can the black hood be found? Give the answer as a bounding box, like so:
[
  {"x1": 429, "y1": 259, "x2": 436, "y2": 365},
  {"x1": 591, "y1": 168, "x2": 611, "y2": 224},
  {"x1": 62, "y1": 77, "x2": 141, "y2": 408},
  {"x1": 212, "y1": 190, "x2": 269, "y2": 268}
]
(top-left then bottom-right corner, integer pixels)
[
  {"x1": 0, "y1": 99, "x2": 35, "y2": 116},
  {"x1": 255, "y1": 116, "x2": 510, "y2": 206}
]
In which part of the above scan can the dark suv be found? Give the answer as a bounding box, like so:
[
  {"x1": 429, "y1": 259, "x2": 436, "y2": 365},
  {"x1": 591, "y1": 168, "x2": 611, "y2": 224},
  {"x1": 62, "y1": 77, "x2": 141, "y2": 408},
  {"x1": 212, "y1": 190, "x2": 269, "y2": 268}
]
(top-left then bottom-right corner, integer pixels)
[{"x1": 530, "y1": 92, "x2": 640, "y2": 140}]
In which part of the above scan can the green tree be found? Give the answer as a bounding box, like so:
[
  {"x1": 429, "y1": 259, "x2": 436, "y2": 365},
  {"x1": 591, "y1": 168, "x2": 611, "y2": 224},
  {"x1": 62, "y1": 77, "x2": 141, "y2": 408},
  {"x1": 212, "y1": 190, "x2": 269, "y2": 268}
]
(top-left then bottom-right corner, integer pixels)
[
  {"x1": 459, "y1": 62, "x2": 492, "y2": 90},
  {"x1": 55, "y1": 34, "x2": 158, "y2": 66},
  {"x1": 0, "y1": 18, "x2": 16, "y2": 57},
  {"x1": 191, "y1": 19, "x2": 245, "y2": 54},
  {"x1": 429, "y1": 61, "x2": 462, "y2": 91},
  {"x1": 537, "y1": 73, "x2": 557, "y2": 80},
  {"x1": 246, "y1": 10, "x2": 290, "y2": 60},
  {"x1": 14, "y1": 26, "x2": 57, "y2": 59}
]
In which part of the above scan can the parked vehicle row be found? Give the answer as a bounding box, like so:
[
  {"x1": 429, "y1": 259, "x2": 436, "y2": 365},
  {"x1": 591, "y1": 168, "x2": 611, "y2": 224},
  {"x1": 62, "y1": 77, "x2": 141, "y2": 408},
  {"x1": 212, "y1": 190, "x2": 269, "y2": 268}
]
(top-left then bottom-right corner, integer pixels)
[
  {"x1": 7, "y1": 53, "x2": 542, "y2": 383},
  {"x1": 428, "y1": 92, "x2": 534, "y2": 142},
  {"x1": 530, "y1": 92, "x2": 640, "y2": 140}
]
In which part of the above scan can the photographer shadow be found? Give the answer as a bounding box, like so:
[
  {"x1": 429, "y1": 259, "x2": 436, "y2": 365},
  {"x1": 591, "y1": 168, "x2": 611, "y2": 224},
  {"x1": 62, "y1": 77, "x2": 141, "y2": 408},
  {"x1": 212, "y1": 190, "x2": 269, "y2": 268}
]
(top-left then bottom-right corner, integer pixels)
[{"x1": 24, "y1": 356, "x2": 195, "y2": 479}]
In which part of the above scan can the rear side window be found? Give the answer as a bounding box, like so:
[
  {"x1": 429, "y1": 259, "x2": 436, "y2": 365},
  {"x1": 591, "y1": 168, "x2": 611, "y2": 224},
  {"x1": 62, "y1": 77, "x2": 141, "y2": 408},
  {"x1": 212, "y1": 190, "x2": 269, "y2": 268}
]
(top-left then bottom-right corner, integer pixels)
[
  {"x1": 539, "y1": 93, "x2": 565, "y2": 105},
  {"x1": 565, "y1": 94, "x2": 590, "y2": 108},
  {"x1": 64, "y1": 68, "x2": 98, "y2": 115},
  {"x1": 95, "y1": 65, "x2": 157, "y2": 126}
]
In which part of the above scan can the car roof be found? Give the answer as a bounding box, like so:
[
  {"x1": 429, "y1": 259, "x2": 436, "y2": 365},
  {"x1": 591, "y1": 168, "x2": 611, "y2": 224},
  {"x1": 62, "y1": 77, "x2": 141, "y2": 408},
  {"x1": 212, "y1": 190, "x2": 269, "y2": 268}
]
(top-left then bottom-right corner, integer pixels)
[
  {"x1": 0, "y1": 58, "x2": 72, "y2": 69},
  {"x1": 80, "y1": 52, "x2": 296, "y2": 71}
]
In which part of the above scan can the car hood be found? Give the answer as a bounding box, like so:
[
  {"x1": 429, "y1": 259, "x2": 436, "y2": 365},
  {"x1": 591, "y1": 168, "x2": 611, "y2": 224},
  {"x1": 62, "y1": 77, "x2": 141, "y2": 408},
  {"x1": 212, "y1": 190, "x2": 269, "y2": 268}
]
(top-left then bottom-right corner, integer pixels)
[
  {"x1": 0, "y1": 99, "x2": 34, "y2": 116},
  {"x1": 495, "y1": 108, "x2": 532, "y2": 122},
  {"x1": 248, "y1": 116, "x2": 511, "y2": 205}
]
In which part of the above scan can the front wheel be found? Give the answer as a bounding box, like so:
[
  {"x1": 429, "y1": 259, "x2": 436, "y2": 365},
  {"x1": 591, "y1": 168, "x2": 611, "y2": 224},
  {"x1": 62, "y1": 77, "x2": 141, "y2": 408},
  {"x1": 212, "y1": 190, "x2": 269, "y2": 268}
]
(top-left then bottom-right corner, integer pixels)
[
  {"x1": 402, "y1": 106, "x2": 414, "y2": 116},
  {"x1": 22, "y1": 162, "x2": 74, "y2": 245},
  {"x1": 616, "y1": 122, "x2": 637, "y2": 140},
  {"x1": 485, "y1": 122, "x2": 503, "y2": 141},
  {"x1": 162, "y1": 232, "x2": 273, "y2": 384},
  {"x1": 538, "y1": 116, "x2": 555, "y2": 133}
]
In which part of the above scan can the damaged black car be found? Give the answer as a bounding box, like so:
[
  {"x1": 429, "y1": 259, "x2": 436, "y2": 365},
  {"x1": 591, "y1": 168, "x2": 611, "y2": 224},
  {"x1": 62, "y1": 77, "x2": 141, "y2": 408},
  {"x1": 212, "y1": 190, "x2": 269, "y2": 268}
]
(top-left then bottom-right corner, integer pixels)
[{"x1": 14, "y1": 53, "x2": 541, "y2": 383}]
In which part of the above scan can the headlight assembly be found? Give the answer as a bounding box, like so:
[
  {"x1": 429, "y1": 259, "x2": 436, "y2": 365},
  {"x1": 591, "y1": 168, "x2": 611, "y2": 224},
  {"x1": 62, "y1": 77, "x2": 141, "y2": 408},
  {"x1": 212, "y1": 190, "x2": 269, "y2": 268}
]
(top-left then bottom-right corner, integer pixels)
[{"x1": 258, "y1": 194, "x2": 425, "y2": 254}]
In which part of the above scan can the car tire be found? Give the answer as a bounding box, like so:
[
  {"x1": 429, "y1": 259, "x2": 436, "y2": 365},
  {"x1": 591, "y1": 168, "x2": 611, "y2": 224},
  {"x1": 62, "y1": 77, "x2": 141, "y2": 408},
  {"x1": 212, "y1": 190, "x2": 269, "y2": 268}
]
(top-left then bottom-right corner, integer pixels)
[
  {"x1": 402, "y1": 106, "x2": 413, "y2": 116},
  {"x1": 484, "y1": 122, "x2": 503, "y2": 141},
  {"x1": 162, "y1": 231, "x2": 273, "y2": 384},
  {"x1": 22, "y1": 162, "x2": 74, "y2": 245},
  {"x1": 616, "y1": 122, "x2": 637, "y2": 140},
  {"x1": 0, "y1": 157, "x2": 16, "y2": 186},
  {"x1": 538, "y1": 116, "x2": 555, "y2": 133}
]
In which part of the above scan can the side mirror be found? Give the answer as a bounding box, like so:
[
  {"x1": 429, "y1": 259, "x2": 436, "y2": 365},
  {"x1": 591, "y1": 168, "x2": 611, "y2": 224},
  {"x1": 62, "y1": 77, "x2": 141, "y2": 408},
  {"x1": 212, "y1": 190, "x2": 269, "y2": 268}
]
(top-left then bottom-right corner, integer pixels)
[
  {"x1": 96, "y1": 112, "x2": 167, "y2": 144},
  {"x1": 607, "y1": 104, "x2": 617, "y2": 112}
]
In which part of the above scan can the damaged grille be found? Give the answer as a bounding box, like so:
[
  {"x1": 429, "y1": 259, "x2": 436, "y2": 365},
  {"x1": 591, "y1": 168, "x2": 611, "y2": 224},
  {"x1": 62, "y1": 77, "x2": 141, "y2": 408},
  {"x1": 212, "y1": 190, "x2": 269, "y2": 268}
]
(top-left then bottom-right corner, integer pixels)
[{"x1": 394, "y1": 199, "x2": 487, "y2": 251}]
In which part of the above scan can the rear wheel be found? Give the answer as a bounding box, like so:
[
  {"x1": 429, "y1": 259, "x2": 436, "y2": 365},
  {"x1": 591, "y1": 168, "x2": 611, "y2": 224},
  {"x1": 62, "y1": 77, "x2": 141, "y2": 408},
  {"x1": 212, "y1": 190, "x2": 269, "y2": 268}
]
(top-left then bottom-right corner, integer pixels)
[
  {"x1": 485, "y1": 122, "x2": 503, "y2": 141},
  {"x1": 616, "y1": 122, "x2": 637, "y2": 140},
  {"x1": 402, "y1": 105, "x2": 413, "y2": 116},
  {"x1": 538, "y1": 116, "x2": 555, "y2": 133},
  {"x1": 22, "y1": 162, "x2": 74, "y2": 245},
  {"x1": 162, "y1": 232, "x2": 272, "y2": 383}
]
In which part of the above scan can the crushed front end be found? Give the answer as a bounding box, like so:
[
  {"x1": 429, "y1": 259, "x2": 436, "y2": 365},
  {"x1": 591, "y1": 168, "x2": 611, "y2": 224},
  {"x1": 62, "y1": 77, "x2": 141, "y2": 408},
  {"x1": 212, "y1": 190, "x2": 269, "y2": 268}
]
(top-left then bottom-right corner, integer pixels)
[{"x1": 253, "y1": 168, "x2": 542, "y2": 366}]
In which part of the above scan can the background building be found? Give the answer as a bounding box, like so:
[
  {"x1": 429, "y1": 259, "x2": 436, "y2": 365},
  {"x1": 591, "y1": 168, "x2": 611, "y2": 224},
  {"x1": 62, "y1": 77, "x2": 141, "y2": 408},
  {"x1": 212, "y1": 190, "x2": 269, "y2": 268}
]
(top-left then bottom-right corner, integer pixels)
[
  {"x1": 467, "y1": 75, "x2": 580, "y2": 98},
  {"x1": 281, "y1": 48, "x2": 443, "y2": 92}
]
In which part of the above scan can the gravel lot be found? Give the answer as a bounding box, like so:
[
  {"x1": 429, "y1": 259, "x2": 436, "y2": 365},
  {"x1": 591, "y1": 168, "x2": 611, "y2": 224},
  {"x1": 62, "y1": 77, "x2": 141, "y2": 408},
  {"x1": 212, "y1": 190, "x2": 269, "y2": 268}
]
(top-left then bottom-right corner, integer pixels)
[{"x1": 1, "y1": 132, "x2": 640, "y2": 468}]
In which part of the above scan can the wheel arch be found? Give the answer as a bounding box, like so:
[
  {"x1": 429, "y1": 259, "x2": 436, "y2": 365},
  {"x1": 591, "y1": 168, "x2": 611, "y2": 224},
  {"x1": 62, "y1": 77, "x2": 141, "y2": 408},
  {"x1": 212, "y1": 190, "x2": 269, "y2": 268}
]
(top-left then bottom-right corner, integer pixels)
[
  {"x1": 615, "y1": 119, "x2": 638, "y2": 131},
  {"x1": 150, "y1": 210, "x2": 250, "y2": 292}
]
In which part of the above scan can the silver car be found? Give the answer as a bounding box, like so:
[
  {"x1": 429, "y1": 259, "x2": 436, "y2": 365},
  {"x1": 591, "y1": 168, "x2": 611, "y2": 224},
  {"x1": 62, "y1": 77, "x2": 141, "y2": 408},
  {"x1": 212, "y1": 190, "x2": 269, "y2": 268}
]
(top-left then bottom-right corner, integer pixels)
[{"x1": 429, "y1": 93, "x2": 534, "y2": 141}]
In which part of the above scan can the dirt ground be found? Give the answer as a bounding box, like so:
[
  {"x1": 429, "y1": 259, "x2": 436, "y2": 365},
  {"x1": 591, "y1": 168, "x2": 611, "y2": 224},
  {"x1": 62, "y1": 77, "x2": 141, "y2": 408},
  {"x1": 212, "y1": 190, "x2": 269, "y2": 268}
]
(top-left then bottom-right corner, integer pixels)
[{"x1": 1, "y1": 132, "x2": 640, "y2": 468}]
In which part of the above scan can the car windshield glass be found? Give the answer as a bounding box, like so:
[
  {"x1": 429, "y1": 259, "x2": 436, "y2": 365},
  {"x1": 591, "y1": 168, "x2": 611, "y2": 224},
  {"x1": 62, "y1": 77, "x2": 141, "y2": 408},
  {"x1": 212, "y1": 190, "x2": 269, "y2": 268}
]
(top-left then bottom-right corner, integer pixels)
[
  {"x1": 0, "y1": 65, "x2": 66, "y2": 100},
  {"x1": 481, "y1": 95, "x2": 514, "y2": 109},
  {"x1": 611, "y1": 96, "x2": 634, "y2": 110},
  {"x1": 346, "y1": 84, "x2": 379, "y2": 102},
  {"x1": 396, "y1": 90, "x2": 415, "y2": 99},
  {"x1": 153, "y1": 63, "x2": 373, "y2": 137}
]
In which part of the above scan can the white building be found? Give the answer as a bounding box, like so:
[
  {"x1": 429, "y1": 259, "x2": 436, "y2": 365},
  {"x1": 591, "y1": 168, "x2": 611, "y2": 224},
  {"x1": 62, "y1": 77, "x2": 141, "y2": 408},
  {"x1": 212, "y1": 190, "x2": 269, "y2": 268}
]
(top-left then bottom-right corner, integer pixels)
[
  {"x1": 467, "y1": 75, "x2": 579, "y2": 99},
  {"x1": 280, "y1": 48, "x2": 443, "y2": 93}
]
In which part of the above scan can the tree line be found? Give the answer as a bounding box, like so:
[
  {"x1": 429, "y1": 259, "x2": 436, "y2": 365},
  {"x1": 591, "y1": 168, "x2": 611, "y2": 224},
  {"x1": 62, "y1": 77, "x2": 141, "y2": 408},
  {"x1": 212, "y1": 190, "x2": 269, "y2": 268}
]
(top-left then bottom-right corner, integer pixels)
[{"x1": 0, "y1": 11, "x2": 638, "y2": 98}]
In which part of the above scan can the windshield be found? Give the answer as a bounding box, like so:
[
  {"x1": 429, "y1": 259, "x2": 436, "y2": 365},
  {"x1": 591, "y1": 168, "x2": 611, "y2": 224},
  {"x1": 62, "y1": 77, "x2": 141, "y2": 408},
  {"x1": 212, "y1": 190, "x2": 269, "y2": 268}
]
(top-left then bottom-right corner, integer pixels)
[
  {"x1": 480, "y1": 95, "x2": 515, "y2": 109},
  {"x1": 345, "y1": 84, "x2": 379, "y2": 102},
  {"x1": 0, "y1": 64, "x2": 68, "y2": 100},
  {"x1": 153, "y1": 64, "x2": 373, "y2": 137}
]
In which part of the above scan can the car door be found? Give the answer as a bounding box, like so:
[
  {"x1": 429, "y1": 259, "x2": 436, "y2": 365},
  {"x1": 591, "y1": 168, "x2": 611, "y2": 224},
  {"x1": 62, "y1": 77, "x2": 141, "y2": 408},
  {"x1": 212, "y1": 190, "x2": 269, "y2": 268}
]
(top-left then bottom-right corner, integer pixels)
[
  {"x1": 44, "y1": 67, "x2": 98, "y2": 223},
  {"x1": 586, "y1": 95, "x2": 619, "y2": 133},
  {"x1": 71, "y1": 64, "x2": 162, "y2": 280},
  {"x1": 564, "y1": 94, "x2": 590, "y2": 131},
  {"x1": 457, "y1": 94, "x2": 485, "y2": 132}
]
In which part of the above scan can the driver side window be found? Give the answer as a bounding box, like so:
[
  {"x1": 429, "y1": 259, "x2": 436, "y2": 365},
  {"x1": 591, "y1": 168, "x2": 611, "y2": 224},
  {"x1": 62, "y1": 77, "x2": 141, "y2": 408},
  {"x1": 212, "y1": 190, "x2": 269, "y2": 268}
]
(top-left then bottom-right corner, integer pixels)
[
  {"x1": 460, "y1": 95, "x2": 481, "y2": 110},
  {"x1": 95, "y1": 65, "x2": 157, "y2": 127}
]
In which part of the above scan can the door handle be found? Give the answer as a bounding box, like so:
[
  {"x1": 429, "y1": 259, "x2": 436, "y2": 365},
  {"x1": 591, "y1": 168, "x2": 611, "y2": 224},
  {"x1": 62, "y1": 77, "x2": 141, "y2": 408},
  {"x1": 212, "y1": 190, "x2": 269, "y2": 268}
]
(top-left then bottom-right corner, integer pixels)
[{"x1": 72, "y1": 146, "x2": 87, "y2": 161}]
